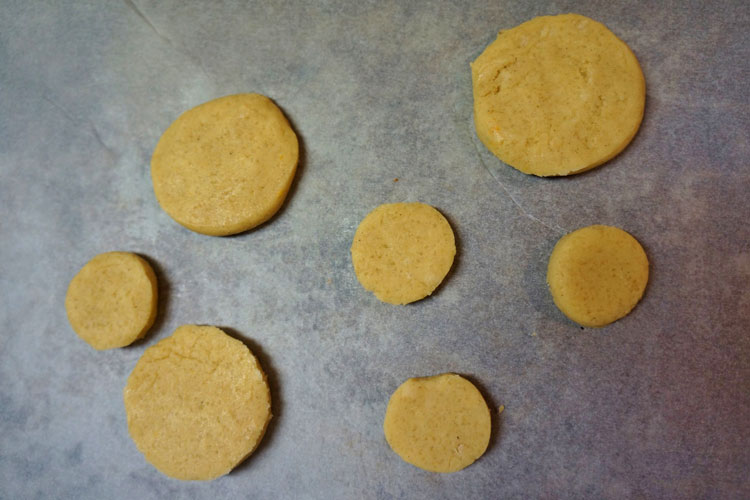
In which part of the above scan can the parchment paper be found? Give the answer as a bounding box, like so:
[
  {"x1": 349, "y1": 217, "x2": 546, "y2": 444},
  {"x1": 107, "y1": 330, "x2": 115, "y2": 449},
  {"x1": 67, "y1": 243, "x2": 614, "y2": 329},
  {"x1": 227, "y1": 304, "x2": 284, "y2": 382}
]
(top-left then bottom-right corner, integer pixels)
[{"x1": 1, "y1": 1, "x2": 748, "y2": 498}]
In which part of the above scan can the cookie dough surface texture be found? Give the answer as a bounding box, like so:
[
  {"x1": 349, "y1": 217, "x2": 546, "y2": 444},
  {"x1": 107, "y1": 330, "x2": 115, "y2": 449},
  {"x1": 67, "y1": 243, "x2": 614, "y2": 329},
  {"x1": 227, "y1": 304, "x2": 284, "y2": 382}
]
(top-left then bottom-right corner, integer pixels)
[
  {"x1": 351, "y1": 202, "x2": 456, "y2": 305},
  {"x1": 65, "y1": 251, "x2": 157, "y2": 350},
  {"x1": 151, "y1": 93, "x2": 299, "y2": 236},
  {"x1": 123, "y1": 325, "x2": 272, "y2": 481},
  {"x1": 547, "y1": 225, "x2": 649, "y2": 327},
  {"x1": 472, "y1": 14, "x2": 645, "y2": 176},
  {"x1": 384, "y1": 373, "x2": 491, "y2": 473}
]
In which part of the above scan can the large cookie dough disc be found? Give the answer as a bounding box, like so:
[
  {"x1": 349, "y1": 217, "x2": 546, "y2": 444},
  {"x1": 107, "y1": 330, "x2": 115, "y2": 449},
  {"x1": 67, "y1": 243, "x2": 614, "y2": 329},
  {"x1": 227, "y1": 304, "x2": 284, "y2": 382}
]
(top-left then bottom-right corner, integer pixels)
[
  {"x1": 151, "y1": 93, "x2": 298, "y2": 236},
  {"x1": 65, "y1": 251, "x2": 158, "y2": 350},
  {"x1": 547, "y1": 225, "x2": 649, "y2": 327},
  {"x1": 123, "y1": 325, "x2": 272, "y2": 480},
  {"x1": 472, "y1": 14, "x2": 645, "y2": 176},
  {"x1": 351, "y1": 202, "x2": 456, "y2": 305},
  {"x1": 384, "y1": 373, "x2": 491, "y2": 473}
]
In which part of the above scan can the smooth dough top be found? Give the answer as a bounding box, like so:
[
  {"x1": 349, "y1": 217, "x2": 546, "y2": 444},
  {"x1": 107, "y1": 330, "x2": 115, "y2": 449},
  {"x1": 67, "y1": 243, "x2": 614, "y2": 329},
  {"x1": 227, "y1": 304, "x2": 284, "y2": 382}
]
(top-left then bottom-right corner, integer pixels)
[
  {"x1": 472, "y1": 14, "x2": 645, "y2": 176},
  {"x1": 123, "y1": 325, "x2": 272, "y2": 481},
  {"x1": 547, "y1": 225, "x2": 649, "y2": 327},
  {"x1": 151, "y1": 93, "x2": 299, "y2": 236},
  {"x1": 383, "y1": 373, "x2": 491, "y2": 473},
  {"x1": 351, "y1": 202, "x2": 456, "y2": 305},
  {"x1": 65, "y1": 251, "x2": 157, "y2": 350}
]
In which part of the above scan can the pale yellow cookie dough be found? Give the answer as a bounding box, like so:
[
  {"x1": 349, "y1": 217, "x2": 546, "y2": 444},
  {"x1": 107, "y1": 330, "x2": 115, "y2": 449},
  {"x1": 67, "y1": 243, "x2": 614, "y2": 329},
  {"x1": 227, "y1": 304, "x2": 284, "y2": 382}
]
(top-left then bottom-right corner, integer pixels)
[
  {"x1": 65, "y1": 252, "x2": 158, "y2": 350},
  {"x1": 151, "y1": 93, "x2": 299, "y2": 236},
  {"x1": 351, "y1": 202, "x2": 456, "y2": 305},
  {"x1": 472, "y1": 14, "x2": 645, "y2": 176},
  {"x1": 547, "y1": 225, "x2": 649, "y2": 327},
  {"x1": 123, "y1": 325, "x2": 272, "y2": 481},
  {"x1": 383, "y1": 373, "x2": 491, "y2": 473}
]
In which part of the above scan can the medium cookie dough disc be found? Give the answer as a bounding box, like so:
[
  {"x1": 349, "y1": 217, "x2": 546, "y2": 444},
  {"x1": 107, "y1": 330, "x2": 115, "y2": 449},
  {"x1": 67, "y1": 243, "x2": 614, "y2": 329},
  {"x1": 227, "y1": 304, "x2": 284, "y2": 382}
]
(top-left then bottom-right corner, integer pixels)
[
  {"x1": 151, "y1": 93, "x2": 299, "y2": 236},
  {"x1": 472, "y1": 14, "x2": 645, "y2": 176},
  {"x1": 547, "y1": 225, "x2": 649, "y2": 327},
  {"x1": 123, "y1": 325, "x2": 272, "y2": 481},
  {"x1": 65, "y1": 252, "x2": 158, "y2": 350},
  {"x1": 351, "y1": 202, "x2": 456, "y2": 305},
  {"x1": 383, "y1": 373, "x2": 491, "y2": 473}
]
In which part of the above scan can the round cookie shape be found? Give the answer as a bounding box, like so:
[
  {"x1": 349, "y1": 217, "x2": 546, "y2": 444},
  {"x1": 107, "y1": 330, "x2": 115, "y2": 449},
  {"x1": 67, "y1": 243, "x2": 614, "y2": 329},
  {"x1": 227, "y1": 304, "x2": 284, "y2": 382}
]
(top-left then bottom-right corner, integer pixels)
[
  {"x1": 151, "y1": 93, "x2": 299, "y2": 236},
  {"x1": 547, "y1": 225, "x2": 649, "y2": 327},
  {"x1": 471, "y1": 14, "x2": 645, "y2": 176},
  {"x1": 351, "y1": 202, "x2": 456, "y2": 305},
  {"x1": 65, "y1": 252, "x2": 158, "y2": 350},
  {"x1": 383, "y1": 373, "x2": 491, "y2": 473},
  {"x1": 123, "y1": 325, "x2": 272, "y2": 481}
]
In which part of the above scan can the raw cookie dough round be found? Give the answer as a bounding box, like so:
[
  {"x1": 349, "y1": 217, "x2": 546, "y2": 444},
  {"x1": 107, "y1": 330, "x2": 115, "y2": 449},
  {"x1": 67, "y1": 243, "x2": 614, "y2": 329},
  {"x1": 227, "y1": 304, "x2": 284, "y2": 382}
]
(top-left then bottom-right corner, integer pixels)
[
  {"x1": 65, "y1": 252, "x2": 158, "y2": 350},
  {"x1": 123, "y1": 325, "x2": 272, "y2": 481},
  {"x1": 351, "y1": 202, "x2": 456, "y2": 305},
  {"x1": 151, "y1": 93, "x2": 299, "y2": 236},
  {"x1": 547, "y1": 225, "x2": 649, "y2": 327},
  {"x1": 383, "y1": 373, "x2": 491, "y2": 473},
  {"x1": 471, "y1": 14, "x2": 645, "y2": 176}
]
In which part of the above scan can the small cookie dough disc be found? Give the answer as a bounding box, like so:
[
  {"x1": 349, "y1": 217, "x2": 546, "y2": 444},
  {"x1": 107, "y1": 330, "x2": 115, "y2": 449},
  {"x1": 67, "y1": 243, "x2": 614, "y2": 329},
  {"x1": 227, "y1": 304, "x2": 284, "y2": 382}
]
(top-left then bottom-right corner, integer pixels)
[
  {"x1": 123, "y1": 325, "x2": 272, "y2": 481},
  {"x1": 383, "y1": 373, "x2": 491, "y2": 473},
  {"x1": 65, "y1": 252, "x2": 157, "y2": 350},
  {"x1": 547, "y1": 225, "x2": 649, "y2": 327},
  {"x1": 472, "y1": 14, "x2": 645, "y2": 176},
  {"x1": 151, "y1": 93, "x2": 299, "y2": 236},
  {"x1": 351, "y1": 202, "x2": 456, "y2": 305}
]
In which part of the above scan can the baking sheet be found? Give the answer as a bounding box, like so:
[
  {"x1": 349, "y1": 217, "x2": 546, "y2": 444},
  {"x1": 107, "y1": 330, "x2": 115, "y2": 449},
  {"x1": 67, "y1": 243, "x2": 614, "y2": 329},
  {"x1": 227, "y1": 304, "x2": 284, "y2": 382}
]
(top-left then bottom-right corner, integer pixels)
[{"x1": 1, "y1": 1, "x2": 749, "y2": 498}]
